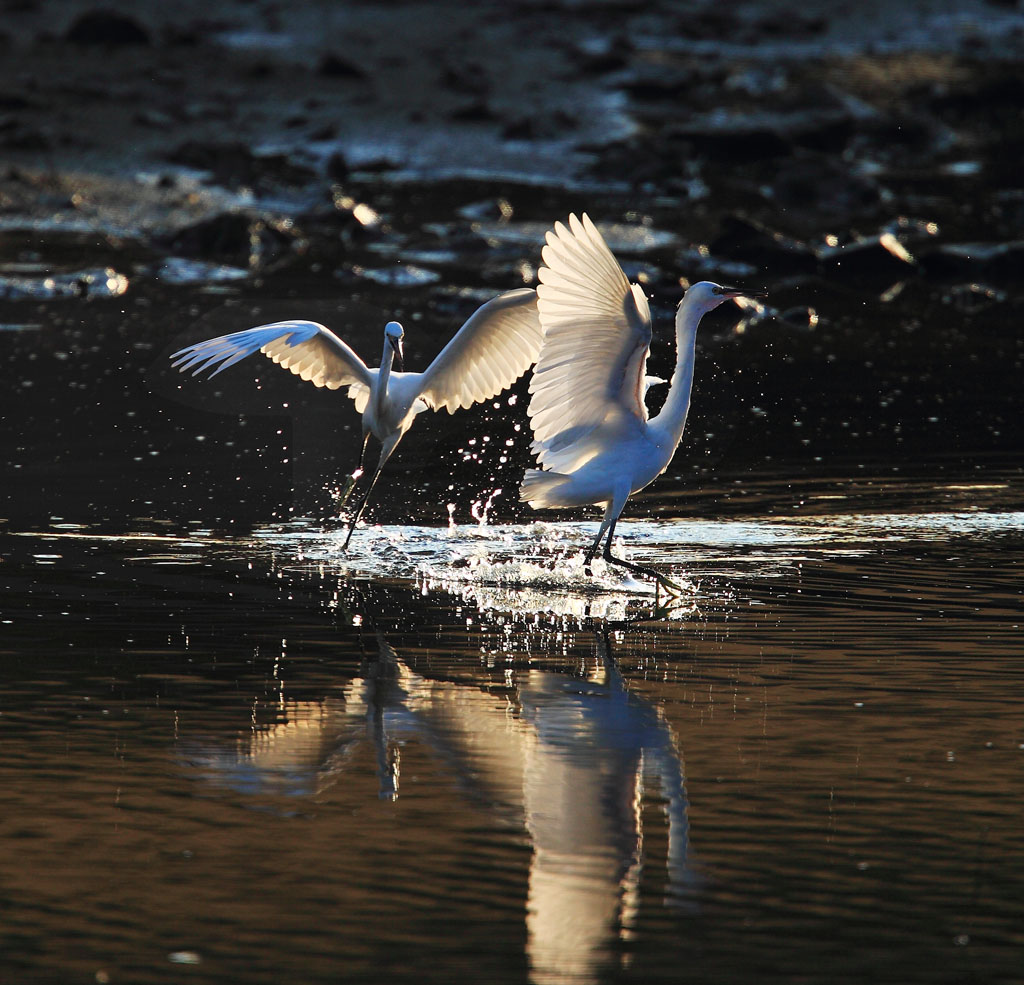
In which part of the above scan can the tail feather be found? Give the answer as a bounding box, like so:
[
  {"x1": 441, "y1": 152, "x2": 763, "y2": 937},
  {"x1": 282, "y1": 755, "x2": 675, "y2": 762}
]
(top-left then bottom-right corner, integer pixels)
[{"x1": 519, "y1": 468, "x2": 571, "y2": 508}]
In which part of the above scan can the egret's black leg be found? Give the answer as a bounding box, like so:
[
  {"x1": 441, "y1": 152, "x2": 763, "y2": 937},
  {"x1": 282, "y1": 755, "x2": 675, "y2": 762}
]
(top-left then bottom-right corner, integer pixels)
[
  {"x1": 584, "y1": 502, "x2": 618, "y2": 570},
  {"x1": 336, "y1": 434, "x2": 371, "y2": 511},
  {"x1": 584, "y1": 527, "x2": 605, "y2": 567},
  {"x1": 341, "y1": 466, "x2": 384, "y2": 550},
  {"x1": 601, "y1": 517, "x2": 685, "y2": 595},
  {"x1": 341, "y1": 439, "x2": 399, "y2": 551}
]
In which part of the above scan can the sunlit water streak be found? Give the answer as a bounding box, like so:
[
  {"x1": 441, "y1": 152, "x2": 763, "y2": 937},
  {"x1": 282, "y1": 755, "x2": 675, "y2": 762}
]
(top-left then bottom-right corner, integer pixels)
[
  {"x1": 17, "y1": 510, "x2": 1022, "y2": 582},
  {"x1": 11, "y1": 510, "x2": 1022, "y2": 623},
  {"x1": 250, "y1": 510, "x2": 1024, "y2": 576},
  {"x1": 237, "y1": 510, "x2": 1022, "y2": 618}
]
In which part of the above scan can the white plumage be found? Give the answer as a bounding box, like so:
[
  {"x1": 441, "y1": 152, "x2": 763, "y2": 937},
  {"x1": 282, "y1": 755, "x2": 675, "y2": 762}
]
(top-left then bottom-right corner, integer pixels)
[
  {"x1": 520, "y1": 213, "x2": 759, "y2": 589},
  {"x1": 173, "y1": 288, "x2": 542, "y2": 546}
]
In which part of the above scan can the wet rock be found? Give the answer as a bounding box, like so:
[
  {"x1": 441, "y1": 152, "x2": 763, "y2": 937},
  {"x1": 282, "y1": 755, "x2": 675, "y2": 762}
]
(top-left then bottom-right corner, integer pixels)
[
  {"x1": 149, "y1": 258, "x2": 251, "y2": 286},
  {"x1": 165, "y1": 141, "x2": 316, "y2": 190},
  {"x1": 767, "y1": 156, "x2": 882, "y2": 221},
  {"x1": 778, "y1": 305, "x2": 820, "y2": 328},
  {"x1": 675, "y1": 123, "x2": 794, "y2": 162},
  {"x1": 246, "y1": 61, "x2": 276, "y2": 81},
  {"x1": 918, "y1": 240, "x2": 1024, "y2": 285},
  {"x1": 472, "y1": 218, "x2": 675, "y2": 255},
  {"x1": 440, "y1": 61, "x2": 490, "y2": 96},
  {"x1": 501, "y1": 111, "x2": 577, "y2": 141},
  {"x1": 942, "y1": 282, "x2": 1008, "y2": 313},
  {"x1": 456, "y1": 199, "x2": 514, "y2": 223},
  {"x1": 317, "y1": 54, "x2": 368, "y2": 80},
  {"x1": 752, "y1": 8, "x2": 827, "y2": 38},
  {"x1": 678, "y1": 247, "x2": 760, "y2": 282},
  {"x1": 65, "y1": 10, "x2": 151, "y2": 46},
  {"x1": 157, "y1": 212, "x2": 300, "y2": 269},
  {"x1": 308, "y1": 122, "x2": 338, "y2": 142},
  {"x1": 325, "y1": 152, "x2": 349, "y2": 181},
  {"x1": 0, "y1": 94, "x2": 39, "y2": 111},
  {"x1": 619, "y1": 65, "x2": 702, "y2": 104},
  {"x1": 450, "y1": 101, "x2": 499, "y2": 123},
  {"x1": 928, "y1": 71, "x2": 1024, "y2": 128},
  {"x1": 815, "y1": 232, "x2": 916, "y2": 283},
  {"x1": 348, "y1": 264, "x2": 441, "y2": 287},
  {"x1": 0, "y1": 267, "x2": 129, "y2": 300},
  {"x1": 708, "y1": 216, "x2": 817, "y2": 276},
  {"x1": 0, "y1": 122, "x2": 54, "y2": 151},
  {"x1": 133, "y1": 108, "x2": 174, "y2": 130},
  {"x1": 299, "y1": 185, "x2": 381, "y2": 237},
  {"x1": 668, "y1": 106, "x2": 863, "y2": 162},
  {"x1": 158, "y1": 212, "x2": 253, "y2": 259},
  {"x1": 571, "y1": 46, "x2": 629, "y2": 76}
]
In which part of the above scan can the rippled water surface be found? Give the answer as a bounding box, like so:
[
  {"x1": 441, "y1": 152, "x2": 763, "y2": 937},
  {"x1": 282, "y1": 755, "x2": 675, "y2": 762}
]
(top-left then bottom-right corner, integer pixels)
[
  {"x1": 3, "y1": 41, "x2": 1024, "y2": 971},
  {"x1": 2, "y1": 493, "x2": 1022, "y2": 985}
]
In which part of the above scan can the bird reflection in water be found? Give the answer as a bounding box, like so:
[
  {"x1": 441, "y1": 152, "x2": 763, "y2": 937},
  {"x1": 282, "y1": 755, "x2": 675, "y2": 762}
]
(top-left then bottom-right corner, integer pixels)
[{"x1": 181, "y1": 627, "x2": 692, "y2": 984}]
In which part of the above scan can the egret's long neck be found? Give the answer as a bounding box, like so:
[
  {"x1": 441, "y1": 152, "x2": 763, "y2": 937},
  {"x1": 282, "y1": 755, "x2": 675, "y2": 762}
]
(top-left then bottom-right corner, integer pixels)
[
  {"x1": 653, "y1": 299, "x2": 702, "y2": 446},
  {"x1": 374, "y1": 337, "x2": 395, "y2": 415}
]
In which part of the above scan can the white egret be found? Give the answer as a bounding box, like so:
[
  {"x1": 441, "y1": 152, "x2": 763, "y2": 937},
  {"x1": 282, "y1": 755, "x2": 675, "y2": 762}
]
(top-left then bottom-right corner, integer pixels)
[
  {"x1": 173, "y1": 288, "x2": 542, "y2": 547},
  {"x1": 520, "y1": 214, "x2": 761, "y2": 590}
]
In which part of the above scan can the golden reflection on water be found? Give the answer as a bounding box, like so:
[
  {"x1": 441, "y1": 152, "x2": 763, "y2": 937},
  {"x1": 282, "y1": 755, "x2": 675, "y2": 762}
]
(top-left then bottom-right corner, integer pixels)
[
  {"x1": 1, "y1": 504, "x2": 1022, "y2": 985},
  {"x1": 184, "y1": 629, "x2": 691, "y2": 985}
]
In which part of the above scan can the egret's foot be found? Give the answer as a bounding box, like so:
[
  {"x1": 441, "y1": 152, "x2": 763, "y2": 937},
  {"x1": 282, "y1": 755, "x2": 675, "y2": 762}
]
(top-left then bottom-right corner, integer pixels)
[
  {"x1": 652, "y1": 571, "x2": 687, "y2": 597},
  {"x1": 603, "y1": 551, "x2": 686, "y2": 596}
]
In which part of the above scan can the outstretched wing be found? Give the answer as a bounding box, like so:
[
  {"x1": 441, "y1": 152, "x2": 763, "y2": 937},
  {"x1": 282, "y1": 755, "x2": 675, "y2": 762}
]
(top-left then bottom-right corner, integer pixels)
[
  {"x1": 171, "y1": 320, "x2": 373, "y2": 393},
  {"x1": 528, "y1": 213, "x2": 653, "y2": 468},
  {"x1": 415, "y1": 288, "x2": 543, "y2": 414}
]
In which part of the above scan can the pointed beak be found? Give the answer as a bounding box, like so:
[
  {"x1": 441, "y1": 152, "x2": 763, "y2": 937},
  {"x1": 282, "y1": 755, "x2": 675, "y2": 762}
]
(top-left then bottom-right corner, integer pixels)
[
  {"x1": 389, "y1": 336, "x2": 404, "y2": 372},
  {"x1": 720, "y1": 285, "x2": 767, "y2": 300}
]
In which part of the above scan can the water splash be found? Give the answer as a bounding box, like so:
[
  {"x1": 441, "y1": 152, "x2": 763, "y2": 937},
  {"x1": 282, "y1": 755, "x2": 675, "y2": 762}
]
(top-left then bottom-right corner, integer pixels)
[
  {"x1": 470, "y1": 488, "x2": 503, "y2": 527},
  {"x1": 248, "y1": 519, "x2": 701, "y2": 617}
]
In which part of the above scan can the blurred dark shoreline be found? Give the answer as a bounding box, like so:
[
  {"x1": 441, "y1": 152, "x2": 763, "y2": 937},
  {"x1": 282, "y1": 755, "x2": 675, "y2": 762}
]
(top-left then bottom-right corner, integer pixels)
[{"x1": 2, "y1": 0, "x2": 1022, "y2": 528}]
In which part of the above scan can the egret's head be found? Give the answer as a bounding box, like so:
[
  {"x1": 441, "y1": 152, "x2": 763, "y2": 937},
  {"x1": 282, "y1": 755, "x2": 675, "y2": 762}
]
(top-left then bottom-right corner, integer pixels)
[
  {"x1": 384, "y1": 320, "x2": 405, "y2": 370},
  {"x1": 688, "y1": 280, "x2": 745, "y2": 311},
  {"x1": 681, "y1": 280, "x2": 754, "y2": 315}
]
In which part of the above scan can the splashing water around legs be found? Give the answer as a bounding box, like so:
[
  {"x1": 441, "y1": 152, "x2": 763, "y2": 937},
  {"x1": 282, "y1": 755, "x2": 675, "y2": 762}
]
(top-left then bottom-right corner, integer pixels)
[{"x1": 584, "y1": 516, "x2": 686, "y2": 597}]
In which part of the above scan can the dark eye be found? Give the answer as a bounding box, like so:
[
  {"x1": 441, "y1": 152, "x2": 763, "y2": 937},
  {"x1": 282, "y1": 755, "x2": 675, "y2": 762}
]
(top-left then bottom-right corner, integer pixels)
[{"x1": 712, "y1": 286, "x2": 721, "y2": 295}]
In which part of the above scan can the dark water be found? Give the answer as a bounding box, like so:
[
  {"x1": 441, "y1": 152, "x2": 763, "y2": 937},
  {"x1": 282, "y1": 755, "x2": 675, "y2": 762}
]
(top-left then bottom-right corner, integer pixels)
[
  {"x1": 3, "y1": 156, "x2": 1024, "y2": 984},
  {"x1": 2, "y1": 504, "x2": 1022, "y2": 985}
]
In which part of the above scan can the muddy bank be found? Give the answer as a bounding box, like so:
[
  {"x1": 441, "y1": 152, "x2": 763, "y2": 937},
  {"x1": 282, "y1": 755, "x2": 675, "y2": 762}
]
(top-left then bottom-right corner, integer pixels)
[{"x1": 1, "y1": 0, "x2": 1022, "y2": 528}]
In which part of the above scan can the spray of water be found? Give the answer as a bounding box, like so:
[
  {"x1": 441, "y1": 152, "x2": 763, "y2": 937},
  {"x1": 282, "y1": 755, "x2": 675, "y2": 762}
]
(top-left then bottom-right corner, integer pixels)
[{"x1": 470, "y1": 488, "x2": 503, "y2": 527}]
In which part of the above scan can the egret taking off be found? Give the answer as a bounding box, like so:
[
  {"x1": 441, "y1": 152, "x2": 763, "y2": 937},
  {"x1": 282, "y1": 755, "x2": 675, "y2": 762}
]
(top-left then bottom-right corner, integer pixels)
[
  {"x1": 520, "y1": 214, "x2": 761, "y2": 590},
  {"x1": 173, "y1": 288, "x2": 542, "y2": 547}
]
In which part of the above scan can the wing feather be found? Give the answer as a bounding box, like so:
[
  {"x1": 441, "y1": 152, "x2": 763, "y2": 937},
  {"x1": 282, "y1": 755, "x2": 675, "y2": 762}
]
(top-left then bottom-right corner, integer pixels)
[
  {"x1": 416, "y1": 288, "x2": 543, "y2": 413},
  {"x1": 171, "y1": 320, "x2": 373, "y2": 395},
  {"x1": 528, "y1": 214, "x2": 653, "y2": 467}
]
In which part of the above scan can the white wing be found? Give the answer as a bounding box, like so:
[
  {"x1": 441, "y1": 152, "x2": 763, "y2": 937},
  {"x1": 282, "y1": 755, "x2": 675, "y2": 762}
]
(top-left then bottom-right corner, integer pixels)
[
  {"x1": 528, "y1": 214, "x2": 653, "y2": 468},
  {"x1": 415, "y1": 288, "x2": 543, "y2": 414},
  {"x1": 171, "y1": 320, "x2": 374, "y2": 394}
]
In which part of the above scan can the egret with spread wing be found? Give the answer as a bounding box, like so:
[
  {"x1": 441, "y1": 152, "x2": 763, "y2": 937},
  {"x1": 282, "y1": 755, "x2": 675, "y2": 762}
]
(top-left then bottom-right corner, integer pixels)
[
  {"x1": 520, "y1": 214, "x2": 760, "y2": 590},
  {"x1": 173, "y1": 288, "x2": 542, "y2": 547}
]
